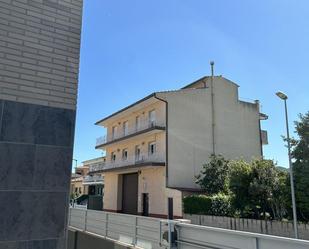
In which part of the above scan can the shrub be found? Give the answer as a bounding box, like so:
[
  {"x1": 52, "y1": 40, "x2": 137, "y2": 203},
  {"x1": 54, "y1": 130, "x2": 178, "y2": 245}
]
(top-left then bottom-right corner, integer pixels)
[
  {"x1": 210, "y1": 193, "x2": 232, "y2": 216},
  {"x1": 183, "y1": 195, "x2": 211, "y2": 214},
  {"x1": 183, "y1": 194, "x2": 232, "y2": 216}
]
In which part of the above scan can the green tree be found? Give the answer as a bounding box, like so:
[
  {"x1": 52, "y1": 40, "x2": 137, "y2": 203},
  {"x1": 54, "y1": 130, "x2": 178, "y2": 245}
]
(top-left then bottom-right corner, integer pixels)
[
  {"x1": 196, "y1": 154, "x2": 229, "y2": 195},
  {"x1": 229, "y1": 160, "x2": 253, "y2": 216},
  {"x1": 291, "y1": 112, "x2": 309, "y2": 221},
  {"x1": 271, "y1": 168, "x2": 289, "y2": 220},
  {"x1": 248, "y1": 159, "x2": 279, "y2": 220}
]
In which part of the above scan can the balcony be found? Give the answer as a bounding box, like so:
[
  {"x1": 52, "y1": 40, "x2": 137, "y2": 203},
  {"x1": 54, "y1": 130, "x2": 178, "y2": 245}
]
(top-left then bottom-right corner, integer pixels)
[
  {"x1": 96, "y1": 120, "x2": 165, "y2": 148},
  {"x1": 89, "y1": 162, "x2": 106, "y2": 173},
  {"x1": 94, "y1": 153, "x2": 165, "y2": 173},
  {"x1": 83, "y1": 175, "x2": 104, "y2": 185}
]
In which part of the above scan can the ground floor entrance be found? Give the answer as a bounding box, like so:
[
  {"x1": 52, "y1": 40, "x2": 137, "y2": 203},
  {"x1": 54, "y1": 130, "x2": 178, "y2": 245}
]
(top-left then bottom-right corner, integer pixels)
[
  {"x1": 103, "y1": 167, "x2": 183, "y2": 218},
  {"x1": 122, "y1": 173, "x2": 138, "y2": 215}
]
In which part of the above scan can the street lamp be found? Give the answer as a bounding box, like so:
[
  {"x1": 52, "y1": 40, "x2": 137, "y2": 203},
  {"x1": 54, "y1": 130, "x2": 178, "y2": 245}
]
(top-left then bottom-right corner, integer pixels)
[{"x1": 276, "y1": 91, "x2": 298, "y2": 239}]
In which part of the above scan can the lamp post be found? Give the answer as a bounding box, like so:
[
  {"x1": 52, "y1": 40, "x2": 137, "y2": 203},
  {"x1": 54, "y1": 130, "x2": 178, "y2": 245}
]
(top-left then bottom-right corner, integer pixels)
[{"x1": 276, "y1": 91, "x2": 298, "y2": 239}]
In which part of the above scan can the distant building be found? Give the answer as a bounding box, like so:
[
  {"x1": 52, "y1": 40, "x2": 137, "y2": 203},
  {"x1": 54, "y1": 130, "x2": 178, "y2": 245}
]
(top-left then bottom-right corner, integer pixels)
[
  {"x1": 70, "y1": 157, "x2": 105, "y2": 210},
  {"x1": 95, "y1": 75, "x2": 268, "y2": 218}
]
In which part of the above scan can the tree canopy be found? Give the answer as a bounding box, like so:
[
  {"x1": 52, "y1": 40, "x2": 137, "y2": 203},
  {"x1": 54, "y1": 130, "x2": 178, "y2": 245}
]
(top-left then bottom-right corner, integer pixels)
[{"x1": 291, "y1": 112, "x2": 309, "y2": 220}]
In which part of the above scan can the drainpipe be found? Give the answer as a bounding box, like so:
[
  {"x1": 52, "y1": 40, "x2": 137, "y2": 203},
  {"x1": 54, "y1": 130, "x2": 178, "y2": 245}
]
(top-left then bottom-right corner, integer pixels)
[
  {"x1": 210, "y1": 61, "x2": 216, "y2": 155},
  {"x1": 255, "y1": 100, "x2": 264, "y2": 158}
]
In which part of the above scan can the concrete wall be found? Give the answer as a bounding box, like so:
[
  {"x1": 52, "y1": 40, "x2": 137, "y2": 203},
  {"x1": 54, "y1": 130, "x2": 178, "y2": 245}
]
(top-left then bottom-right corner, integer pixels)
[
  {"x1": 184, "y1": 214, "x2": 309, "y2": 240},
  {"x1": 68, "y1": 229, "x2": 132, "y2": 249},
  {"x1": 157, "y1": 76, "x2": 262, "y2": 189},
  {"x1": 0, "y1": 0, "x2": 83, "y2": 248}
]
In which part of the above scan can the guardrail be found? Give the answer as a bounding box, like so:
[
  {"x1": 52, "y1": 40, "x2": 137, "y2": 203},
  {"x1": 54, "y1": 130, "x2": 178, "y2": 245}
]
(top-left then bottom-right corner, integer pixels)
[
  {"x1": 68, "y1": 208, "x2": 309, "y2": 249},
  {"x1": 175, "y1": 223, "x2": 309, "y2": 249}
]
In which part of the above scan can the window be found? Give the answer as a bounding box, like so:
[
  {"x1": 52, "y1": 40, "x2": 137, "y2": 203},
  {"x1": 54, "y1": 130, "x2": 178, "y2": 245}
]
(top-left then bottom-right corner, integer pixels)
[
  {"x1": 75, "y1": 187, "x2": 78, "y2": 193},
  {"x1": 111, "y1": 152, "x2": 116, "y2": 162},
  {"x1": 112, "y1": 126, "x2": 118, "y2": 139},
  {"x1": 149, "y1": 110, "x2": 156, "y2": 127},
  {"x1": 135, "y1": 145, "x2": 141, "y2": 161},
  {"x1": 135, "y1": 116, "x2": 141, "y2": 131},
  {"x1": 123, "y1": 121, "x2": 129, "y2": 136},
  {"x1": 79, "y1": 187, "x2": 82, "y2": 194},
  {"x1": 122, "y1": 149, "x2": 128, "y2": 160},
  {"x1": 148, "y1": 142, "x2": 156, "y2": 155}
]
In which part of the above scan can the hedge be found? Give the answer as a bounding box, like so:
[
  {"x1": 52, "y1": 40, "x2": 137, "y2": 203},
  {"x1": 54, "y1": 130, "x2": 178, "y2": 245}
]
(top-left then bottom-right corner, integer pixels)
[
  {"x1": 183, "y1": 195, "x2": 212, "y2": 214},
  {"x1": 183, "y1": 194, "x2": 232, "y2": 216}
]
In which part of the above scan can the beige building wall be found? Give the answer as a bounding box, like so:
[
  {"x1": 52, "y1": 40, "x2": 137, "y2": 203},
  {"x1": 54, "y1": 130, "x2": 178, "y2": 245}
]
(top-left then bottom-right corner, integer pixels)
[
  {"x1": 103, "y1": 172, "x2": 122, "y2": 211},
  {"x1": 105, "y1": 132, "x2": 165, "y2": 163},
  {"x1": 138, "y1": 167, "x2": 182, "y2": 217},
  {"x1": 157, "y1": 76, "x2": 262, "y2": 189},
  {"x1": 103, "y1": 100, "x2": 166, "y2": 140},
  {"x1": 70, "y1": 178, "x2": 87, "y2": 197},
  {"x1": 103, "y1": 168, "x2": 182, "y2": 217}
]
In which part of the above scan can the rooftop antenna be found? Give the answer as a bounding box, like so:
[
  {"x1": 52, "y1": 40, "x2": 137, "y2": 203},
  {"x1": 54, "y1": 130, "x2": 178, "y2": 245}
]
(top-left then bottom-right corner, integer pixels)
[{"x1": 210, "y1": 61, "x2": 216, "y2": 155}]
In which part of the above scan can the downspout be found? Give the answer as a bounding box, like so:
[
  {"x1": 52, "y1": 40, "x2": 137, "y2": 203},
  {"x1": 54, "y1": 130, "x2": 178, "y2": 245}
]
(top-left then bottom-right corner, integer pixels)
[
  {"x1": 255, "y1": 100, "x2": 264, "y2": 157},
  {"x1": 210, "y1": 61, "x2": 216, "y2": 155},
  {"x1": 154, "y1": 94, "x2": 169, "y2": 187}
]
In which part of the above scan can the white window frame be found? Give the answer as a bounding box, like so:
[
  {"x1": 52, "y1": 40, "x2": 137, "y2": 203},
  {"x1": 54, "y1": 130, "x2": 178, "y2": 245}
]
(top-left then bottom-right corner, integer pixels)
[
  {"x1": 149, "y1": 110, "x2": 156, "y2": 127},
  {"x1": 148, "y1": 141, "x2": 156, "y2": 155},
  {"x1": 135, "y1": 145, "x2": 141, "y2": 161},
  {"x1": 135, "y1": 116, "x2": 141, "y2": 131},
  {"x1": 112, "y1": 126, "x2": 118, "y2": 140},
  {"x1": 122, "y1": 148, "x2": 128, "y2": 160},
  {"x1": 123, "y1": 121, "x2": 129, "y2": 136},
  {"x1": 111, "y1": 152, "x2": 116, "y2": 162}
]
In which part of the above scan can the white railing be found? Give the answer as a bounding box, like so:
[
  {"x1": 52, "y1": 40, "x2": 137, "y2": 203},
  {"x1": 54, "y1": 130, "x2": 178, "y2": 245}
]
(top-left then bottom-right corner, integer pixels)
[
  {"x1": 104, "y1": 153, "x2": 165, "y2": 170},
  {"x1": 89, "y1": 162, "x2": 106, "y2": 172},
  {"x1": 70, "y1": 203, "x2": 88, "y2": 210},
  {"x1": 83, "y1": 175, "x2": 104, "y2": 183},
  {"x1": 96, "y1": 120, "x2": 165, "y2": 147},
  {"x1": 96, "y1": 136, "x2": 106, "y2": 147},
  {"x1": 68, "y1": 208, "x2": 172, "y2": 249},
  {"x1": 68, "y1": 208, "x2": 309, "y2": 249},
  {"x1": 176, "y1": 222, "x2": 309, "y2": 249}
]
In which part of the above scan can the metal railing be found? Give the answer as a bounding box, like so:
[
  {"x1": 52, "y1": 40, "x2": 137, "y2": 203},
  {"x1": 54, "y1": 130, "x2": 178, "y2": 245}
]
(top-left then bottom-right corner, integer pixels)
[
  {"x1": 96, "y1": 120, "x2": 165, "y2": 147},
  {"x1": 68, "y1": 208, "x2": 172, "y2": 249},
  {"x1": 175, "y1": 222, "x2": 309, "y2": 249},
  {"x1": 104, "y1": 153, "x2": 165, "y2": 170},
  {"x1": 68, "y1": 208, "x2": 309, "y2": 249},
  {"x1": 89, "y1": 162, "x2": 106, "y2": 173},
  {"x1": 83, "y1": 175, "x2": 104, "y2": 183}
]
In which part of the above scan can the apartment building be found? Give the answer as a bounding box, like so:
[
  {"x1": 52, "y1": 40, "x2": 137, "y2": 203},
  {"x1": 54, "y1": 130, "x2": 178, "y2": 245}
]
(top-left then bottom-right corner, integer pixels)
[
  {"x1": 95, "y1": 76, "x2": 268, "y2": 218},
  {"x1": 70, "y1": 157, "x2": 105, "y2": 209}
]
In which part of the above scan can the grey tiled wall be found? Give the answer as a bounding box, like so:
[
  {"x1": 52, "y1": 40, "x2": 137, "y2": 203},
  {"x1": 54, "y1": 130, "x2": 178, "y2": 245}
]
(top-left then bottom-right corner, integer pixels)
[
  {"x1": 0, "y1": 0, "x2": 83, "y2": 248},
  {"x1": 0, "y1": 100, "x2": 76, "y2": 249}
]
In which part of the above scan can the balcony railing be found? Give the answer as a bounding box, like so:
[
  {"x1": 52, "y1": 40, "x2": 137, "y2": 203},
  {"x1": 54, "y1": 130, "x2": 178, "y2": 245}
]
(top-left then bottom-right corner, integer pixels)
[
  {"x1": 96, "y1": 120, "x2": 165, "y2": 147},
  {"x1": 83, "y1": 175, "x2": 104, "y2": 183},
  {"x1": 104, "y1": 152, "x2": 165, "y2": 171},
  {"x1": 89, "y1": 162, "x2": 106, "y2": 173}
]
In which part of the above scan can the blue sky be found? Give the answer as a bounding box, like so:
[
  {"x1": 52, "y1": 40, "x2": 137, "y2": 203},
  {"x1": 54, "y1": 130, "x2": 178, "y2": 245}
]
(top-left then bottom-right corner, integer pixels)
[{"x1": 73, "y1": 0, "x2": 309, "y2": 168}]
